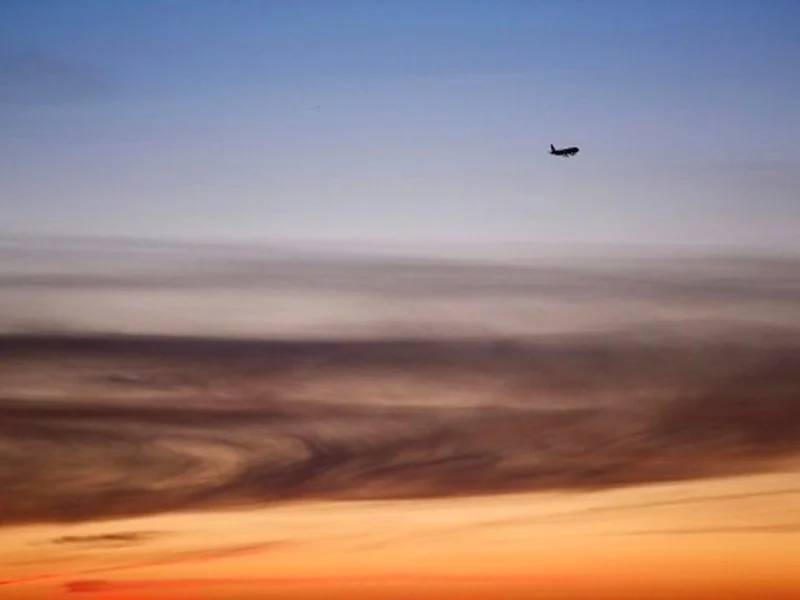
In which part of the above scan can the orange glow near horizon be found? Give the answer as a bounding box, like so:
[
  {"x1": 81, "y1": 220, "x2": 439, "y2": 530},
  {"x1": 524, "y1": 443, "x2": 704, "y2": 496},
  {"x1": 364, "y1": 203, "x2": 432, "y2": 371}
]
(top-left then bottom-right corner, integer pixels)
[{"x1": 3, "y1": 471, "x2": 800, "y2": 599}]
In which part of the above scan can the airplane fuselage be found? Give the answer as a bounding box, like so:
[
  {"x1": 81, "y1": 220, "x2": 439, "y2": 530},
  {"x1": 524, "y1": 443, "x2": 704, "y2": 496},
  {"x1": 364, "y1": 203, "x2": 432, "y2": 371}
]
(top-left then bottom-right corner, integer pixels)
[{"x1": 550, "y1": 144, "x2": 579, "y2": 157}]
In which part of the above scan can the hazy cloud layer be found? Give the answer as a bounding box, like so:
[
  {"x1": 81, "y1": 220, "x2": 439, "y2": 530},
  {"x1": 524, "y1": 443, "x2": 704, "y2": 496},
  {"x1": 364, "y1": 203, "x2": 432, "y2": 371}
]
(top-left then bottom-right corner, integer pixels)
[
  {"x1": 0, "y1": 331, "x2": 798, "y2": 527},
  {"x1": 0, "y1": 241, "x2": 798, "y2": 339}
]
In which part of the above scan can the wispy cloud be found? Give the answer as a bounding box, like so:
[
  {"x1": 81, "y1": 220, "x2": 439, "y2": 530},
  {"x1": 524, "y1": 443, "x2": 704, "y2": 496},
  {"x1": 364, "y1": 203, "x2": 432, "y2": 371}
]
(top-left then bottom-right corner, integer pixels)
[
  {"x1": 50, "y1": 531, "x2": 164, "y2": 548},
  {"x1": 598, "y1": 524, "x2": 800, "y2": 537},
  {"x1": 0, "y1": 542, "x2": 287, "y2": 589},
  {"x1": 354, "y1": 485, "x2": 800, "y2": 551},
  {"x1": 62, "y1": 572, "x2": 568, "y2": 594}
]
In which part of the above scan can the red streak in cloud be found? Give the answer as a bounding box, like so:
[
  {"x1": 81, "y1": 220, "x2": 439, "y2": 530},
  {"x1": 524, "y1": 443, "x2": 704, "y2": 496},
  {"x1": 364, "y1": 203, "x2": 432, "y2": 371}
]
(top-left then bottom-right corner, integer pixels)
[
  {"x1": 0, "y1": 543, "x2": 282, "y2": 589},
  {"x1": 64, "y1": 574, "x2": 573, "y2": 594}
]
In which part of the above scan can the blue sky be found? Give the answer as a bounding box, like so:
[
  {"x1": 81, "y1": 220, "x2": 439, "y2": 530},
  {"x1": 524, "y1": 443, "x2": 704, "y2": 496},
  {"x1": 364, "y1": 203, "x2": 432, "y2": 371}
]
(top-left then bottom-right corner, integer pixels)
[{"x1": 1, "y1": 0, "x2": 799, "y2": 251}]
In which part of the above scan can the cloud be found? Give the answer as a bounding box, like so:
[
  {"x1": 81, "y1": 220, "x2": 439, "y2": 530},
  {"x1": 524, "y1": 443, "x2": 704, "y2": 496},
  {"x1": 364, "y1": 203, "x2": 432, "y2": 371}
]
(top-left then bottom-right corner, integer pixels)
[
  {"x1": 0, "y1": 542, "x2": 287, "y2": 589},
  {"x1": 50, "y1": 531, "x2": 163, "y2": 548},
  {"x1": 599, "y1": 524, "x2": 800, "y2": 537},
  {"x1": 0, "y1": 50, "x2": 111, "y2": 106},
  {"x1": 62, "y1": 573, "x2": 564, "y2": 594},
  {"x1": 0, "y1": 328, "x2": 799, "y2": 527},
  {"x1": 1, "y1": 242, "x2": 798, "y2": 344}
]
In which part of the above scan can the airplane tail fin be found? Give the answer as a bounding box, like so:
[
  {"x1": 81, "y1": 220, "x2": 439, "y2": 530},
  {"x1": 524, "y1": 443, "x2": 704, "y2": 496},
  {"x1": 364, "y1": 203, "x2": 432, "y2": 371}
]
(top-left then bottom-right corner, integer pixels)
[{"x1": 550, "y1": 144, "x2": 555, "y2": 152}]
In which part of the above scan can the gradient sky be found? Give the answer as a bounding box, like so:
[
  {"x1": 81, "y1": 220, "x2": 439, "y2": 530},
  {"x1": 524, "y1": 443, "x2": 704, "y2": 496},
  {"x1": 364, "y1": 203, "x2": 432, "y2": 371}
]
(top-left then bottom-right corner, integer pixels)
[{"x1": 2, "y1": 0, "x2": 799, "y2": 250}]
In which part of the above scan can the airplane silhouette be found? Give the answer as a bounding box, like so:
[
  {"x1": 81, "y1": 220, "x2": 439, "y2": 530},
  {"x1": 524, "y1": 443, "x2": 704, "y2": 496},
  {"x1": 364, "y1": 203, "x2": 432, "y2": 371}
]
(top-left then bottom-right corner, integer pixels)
[{"x1": 549, "y1": 143, "x2": 579, "y2": 157}]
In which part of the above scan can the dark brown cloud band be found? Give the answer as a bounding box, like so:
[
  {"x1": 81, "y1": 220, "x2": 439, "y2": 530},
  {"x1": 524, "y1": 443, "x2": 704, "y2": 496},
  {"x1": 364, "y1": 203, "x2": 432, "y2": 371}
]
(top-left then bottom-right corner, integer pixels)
[{"x1": 1, "y1": 332, "x2": 798, "y2": 527}]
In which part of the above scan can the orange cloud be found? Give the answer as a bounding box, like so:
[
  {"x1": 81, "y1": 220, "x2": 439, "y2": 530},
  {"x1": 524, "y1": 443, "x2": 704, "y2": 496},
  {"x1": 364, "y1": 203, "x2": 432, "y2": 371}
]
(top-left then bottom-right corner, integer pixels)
[
  {"x1": 0, "y1": 542, "x2": 286, "y2": 590},
  {"x1": 62, "y1": 573, "x2": 577, "y2": 595}
]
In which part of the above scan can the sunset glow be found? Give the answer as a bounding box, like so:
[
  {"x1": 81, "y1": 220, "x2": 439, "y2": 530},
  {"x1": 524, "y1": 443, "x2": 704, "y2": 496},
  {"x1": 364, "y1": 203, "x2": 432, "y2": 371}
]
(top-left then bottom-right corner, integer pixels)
[{"x1": 2, "y1": 1, "x2": 799, "y2": 598}]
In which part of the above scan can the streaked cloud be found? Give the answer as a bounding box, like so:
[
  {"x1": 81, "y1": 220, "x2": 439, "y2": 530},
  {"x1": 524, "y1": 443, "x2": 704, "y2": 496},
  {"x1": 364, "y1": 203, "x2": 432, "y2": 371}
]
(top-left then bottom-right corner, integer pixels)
[
  {"x1": 1, "y1": 328, "x2": 798, "y2": 527},
  {"x1": 50, "y1": 531, "x2": 164, "y2": 548}
]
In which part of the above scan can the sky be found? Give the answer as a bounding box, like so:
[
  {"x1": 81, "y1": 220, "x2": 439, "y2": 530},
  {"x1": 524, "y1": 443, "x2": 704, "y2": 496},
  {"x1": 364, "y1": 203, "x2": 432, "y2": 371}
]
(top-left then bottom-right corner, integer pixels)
[{"x1": 1, "y1": 0, "x2": 799, "y2": 252}]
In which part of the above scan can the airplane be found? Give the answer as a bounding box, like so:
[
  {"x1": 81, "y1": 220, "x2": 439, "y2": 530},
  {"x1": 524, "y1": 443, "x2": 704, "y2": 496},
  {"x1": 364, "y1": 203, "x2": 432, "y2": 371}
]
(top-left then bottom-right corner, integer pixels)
[{"x1": 549, "y1": 143, "x2": 579, "y2": 157}]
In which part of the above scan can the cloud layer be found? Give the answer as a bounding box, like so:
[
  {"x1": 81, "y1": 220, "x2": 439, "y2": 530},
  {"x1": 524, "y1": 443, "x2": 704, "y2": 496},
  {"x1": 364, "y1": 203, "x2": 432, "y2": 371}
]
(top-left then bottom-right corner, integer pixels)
[{"x1": 1, "y1": 330, "x2": 798, "y2": 527}]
